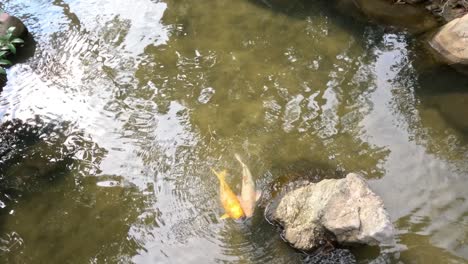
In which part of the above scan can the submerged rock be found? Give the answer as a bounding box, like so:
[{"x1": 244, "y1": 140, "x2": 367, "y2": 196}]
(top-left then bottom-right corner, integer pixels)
[
  {"x1": 0, "y1": 119, "x2": 71, "y2": 195},
  {"x1": 0, "y1": 12, "x2": 27, "y2": 38},
  {"x1": 352, "y1": 0, "x2": 439, "y2": 33},
  {"x1": 424, "y1": 93, "x2": 468, "y2": 132},
  {"x1": 266, "y1": 173, "x2": 394, "y2": 251},
  {"x1": 429, "y1": 13, "x2": 468, "y2": 74},
  {"x1": 0, "y1": 118, "x2": 107, "y2": 209}
]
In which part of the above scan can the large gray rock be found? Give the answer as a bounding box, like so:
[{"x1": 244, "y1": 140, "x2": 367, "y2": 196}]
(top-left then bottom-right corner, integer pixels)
[
  {"x1": 430, "y1": 14, "x2": 468, "y2": 74},
  {"x1": 0, "y1": 12, "x2": 27, "y2": 38},
  {"x1": 266, "y1": 173, "x2": 394, "y2": 251}
]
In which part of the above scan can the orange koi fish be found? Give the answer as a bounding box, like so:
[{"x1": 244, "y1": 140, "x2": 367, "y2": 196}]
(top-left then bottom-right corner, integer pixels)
[{"x1": 211, "y1": 169, "x2": 245, "y2": 220}]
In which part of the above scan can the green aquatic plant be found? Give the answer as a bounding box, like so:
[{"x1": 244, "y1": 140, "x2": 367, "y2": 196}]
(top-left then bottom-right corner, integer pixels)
[{"x1": 0, "y1": 26, "x2": 24, "y2": 74}]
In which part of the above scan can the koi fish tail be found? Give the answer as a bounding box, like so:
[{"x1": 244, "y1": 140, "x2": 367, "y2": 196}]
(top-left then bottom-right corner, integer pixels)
[{"x1": 234, "y1": 153, "x2": 246, "y2": 167}]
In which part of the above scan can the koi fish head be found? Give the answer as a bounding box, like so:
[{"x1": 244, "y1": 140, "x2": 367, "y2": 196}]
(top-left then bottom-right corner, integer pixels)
[{"x1": 226, "y1": 204, "x2": 245, "y2": 219}]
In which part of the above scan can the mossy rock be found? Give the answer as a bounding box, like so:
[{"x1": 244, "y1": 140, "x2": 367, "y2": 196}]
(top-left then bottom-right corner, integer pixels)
[{"x1": 0, "y1": 12, "x2": 27, "y2": 38}]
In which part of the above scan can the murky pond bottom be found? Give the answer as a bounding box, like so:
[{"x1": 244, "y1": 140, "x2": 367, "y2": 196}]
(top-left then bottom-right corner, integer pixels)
[{"x1": 0, "y1": 0, "x2": 467, "y2": 263}]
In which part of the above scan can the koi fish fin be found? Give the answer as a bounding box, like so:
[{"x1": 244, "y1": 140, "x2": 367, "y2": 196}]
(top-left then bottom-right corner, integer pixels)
[
  {"x1": 220, "y1": 214, "x2": 230, "y2": 220},
  {"x1": 211, "y1": 168, "x2": 227, "y2": 182},
  {"x1": 256, "y1": 191, "x2": 262, "y2": 202}
]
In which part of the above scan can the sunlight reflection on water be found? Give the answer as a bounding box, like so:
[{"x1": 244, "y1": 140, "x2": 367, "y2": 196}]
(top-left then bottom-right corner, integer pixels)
[{"x1": 0, "y1": 0, "x2": 467, "y2": 263}]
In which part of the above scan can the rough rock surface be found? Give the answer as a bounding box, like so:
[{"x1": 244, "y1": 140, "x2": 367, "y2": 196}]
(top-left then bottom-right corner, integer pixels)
[
  {"x1": 425, "y1": 0, "x2": 468, "y2": 22},
  {"x1": 266, "y1": 173, "x2": 394, "y2": 251},
  {"x1": 0, "y1": 12, "x2": 27, "y2": 38},
  {"x1": 429, "y1": 13, "x2": 468, "y2": 73},
  {"x1": 303, "y1": 248, "x2": 357, "y2": 264}
]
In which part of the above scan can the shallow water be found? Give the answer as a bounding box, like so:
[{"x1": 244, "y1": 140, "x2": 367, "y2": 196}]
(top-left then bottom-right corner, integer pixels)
[{"x1": 0, "y1": 0, "x2": 467, "y2": 263}]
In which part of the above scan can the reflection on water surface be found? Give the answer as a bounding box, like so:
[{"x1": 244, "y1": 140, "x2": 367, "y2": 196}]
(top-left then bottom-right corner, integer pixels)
[{"x1": 0, "y1": 0, "x2": 467, "y2": 263}]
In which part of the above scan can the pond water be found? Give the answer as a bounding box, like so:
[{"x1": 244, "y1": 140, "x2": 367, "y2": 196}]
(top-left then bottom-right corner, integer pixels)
[{"x1": 0, "y1": 0, "x2": 467, "y2": 263}]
